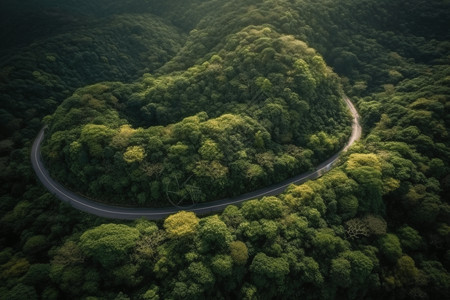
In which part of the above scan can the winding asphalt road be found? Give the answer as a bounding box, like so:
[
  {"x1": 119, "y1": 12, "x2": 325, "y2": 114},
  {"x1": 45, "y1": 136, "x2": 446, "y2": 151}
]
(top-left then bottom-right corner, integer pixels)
[{"x1": 31, "y1": 97, "x2": 361, "y2": 220}]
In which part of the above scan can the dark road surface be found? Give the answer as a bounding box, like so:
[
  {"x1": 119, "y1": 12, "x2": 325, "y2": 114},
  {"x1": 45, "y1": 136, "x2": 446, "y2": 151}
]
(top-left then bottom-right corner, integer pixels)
[{"x1": 31, "y1": 97, "x2": 361, "y2": 220}]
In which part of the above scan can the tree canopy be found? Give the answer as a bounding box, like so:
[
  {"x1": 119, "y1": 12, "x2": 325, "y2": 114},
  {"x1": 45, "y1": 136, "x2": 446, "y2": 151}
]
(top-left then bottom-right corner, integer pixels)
[{"x1": 0, "y1": 0, "x2": 449, "y2": 299}]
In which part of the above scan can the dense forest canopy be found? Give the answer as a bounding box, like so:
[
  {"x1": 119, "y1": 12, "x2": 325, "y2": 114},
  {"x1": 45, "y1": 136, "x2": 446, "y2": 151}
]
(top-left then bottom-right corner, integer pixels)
[
  {"x1": 41, "y1": 24, "x2": 351, "y2": 206},
  {"x1": 0, "y1": 0, "x2": 449, "y2": 299}
]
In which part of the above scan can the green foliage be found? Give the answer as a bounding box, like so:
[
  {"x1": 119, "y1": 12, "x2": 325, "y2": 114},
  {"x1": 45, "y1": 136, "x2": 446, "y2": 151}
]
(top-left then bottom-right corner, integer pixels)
[
  {"x1": 142, "y1": 285, "x2": 160, "y2": 300},
  {"x1": 1, "y1": 0, "x2": 450, "y2": 299},
  {"x1": 241, "y1": 197, "x2": 284, "y2": 220},
  {"x1": 0, "y1": 12, "x2": 185, "y2": 143},
  {"x1": 420, "y1": 260, "x2": 450, "y2": 298},
  {"x1": 378, "y1": 234, "x2": 403, "y2": 264},
  {"x1": 339, "y1": 195, "x2": 359, "y2": 219},
  {"x1": 297, "y1": 256, "x2": 324, "y2": 286},
  {"x1": 331, "y1": 257, "x2": 352, "y2": 287},
  {"x1": 80, "y1": 124, "x2": 115, "y2": 159},
  {"x1": 51, "y1": 241, "x2": 85, "y2": 266},
  {"x1": 312, "y1": 229, "x2": 349, "y2": 257},
  {"x1": 211, "y1": 254, "x2": 233, "y2": 277},
  {"x1": 250, "y1": 252, "x2": 289, "y2": 294},
  {"x1": 22, "y1": 235, "x2": 48, "y2": 256},
  {"x1": 187, "y1": 261, "x2": 215, "y2": 290},
  {"x1": 394, "y1": 255, "x2": 420, "y2": 286},
  {"x1": 197, "y1": 215, "x2": 232, "y2": 253},
  {"x1": 123, "y1": 145, "x2": 146, "y2": 163},
  {"x1": 198, "y1": 139, "x2": 223, "y2": 161},
  {"x1": 21, "y1": 263, "x2": 50, "y2": 287},
  {"x1": 3, "y1": 283, "x2": 37, "y2": 300},
  {"x1": 345, "y1": 153, "x2": 385, "y2": 214},
  {"x1": 341, "y1": 250, "x2": 374, "y2": 284},
  {"x1": 164, "y1": 211, "x2": 199, "y2": 239},
  {"x1": 0, "y1": 256, "x2": 30, "y2": 281},
  {"x1": 229, "y1": 241, "x2": 248, "y2": 265},
  {"x1": 221, "y1": 205, "x2": 245, "y2": 230},
  {"x1": 79, "y1": 224, "x2": 140, "y2": 268},
  {"x1": 42, "y1": 22, "x2": 351, "y2": 206},
  {"x1": 397, "y1": 226, "x2": 424, "y2": 251}
]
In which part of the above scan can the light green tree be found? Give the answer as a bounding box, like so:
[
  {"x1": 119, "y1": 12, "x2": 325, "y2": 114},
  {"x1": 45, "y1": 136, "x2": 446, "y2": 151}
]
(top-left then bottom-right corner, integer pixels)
[
  {"x1": 230, "y1": 241, "x2": 249, "y2": 265},
  {"x1": 123, "y1": 145, "x2": 146, "y2": 163},
  {"x1": 163, "y1": 211, "x2": 199, "y2": 239}
]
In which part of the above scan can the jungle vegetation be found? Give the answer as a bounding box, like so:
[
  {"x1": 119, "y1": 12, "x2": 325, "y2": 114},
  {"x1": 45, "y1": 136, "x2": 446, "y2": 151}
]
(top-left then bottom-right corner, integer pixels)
[
  {"x1": 42, "y1": 25, "x2": 351, "y2": 206},
  {"x1": 0, "y1": 0, "x2": 449, "y2": 299}
]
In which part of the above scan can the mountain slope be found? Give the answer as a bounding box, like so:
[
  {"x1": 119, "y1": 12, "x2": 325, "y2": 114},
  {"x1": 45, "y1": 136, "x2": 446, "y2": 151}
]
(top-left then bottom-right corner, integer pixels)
[{"x1": 42, "y1": 25, "x2": 351, "y2": 206}]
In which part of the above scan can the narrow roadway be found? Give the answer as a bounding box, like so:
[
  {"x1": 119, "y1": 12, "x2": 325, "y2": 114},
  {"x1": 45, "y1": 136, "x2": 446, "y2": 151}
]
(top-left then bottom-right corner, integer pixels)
[{"x1": 31, "y1": 96, "x2": 361, "y2": 220}]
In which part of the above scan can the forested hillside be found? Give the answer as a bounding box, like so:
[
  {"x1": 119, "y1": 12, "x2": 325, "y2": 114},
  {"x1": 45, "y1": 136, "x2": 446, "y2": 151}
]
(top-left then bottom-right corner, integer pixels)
[
  {"x1": 42, "y1": 25, "x2": 351, "y2": 206},
  {"x1": 1, "y1": 0, "x2": 449, "y2": 299}
]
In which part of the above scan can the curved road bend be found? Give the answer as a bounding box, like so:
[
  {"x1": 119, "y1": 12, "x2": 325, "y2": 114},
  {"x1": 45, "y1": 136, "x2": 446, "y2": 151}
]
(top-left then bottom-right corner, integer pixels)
[{"x1": 31, "y1": 97, "x2": 361, "y2": 220}]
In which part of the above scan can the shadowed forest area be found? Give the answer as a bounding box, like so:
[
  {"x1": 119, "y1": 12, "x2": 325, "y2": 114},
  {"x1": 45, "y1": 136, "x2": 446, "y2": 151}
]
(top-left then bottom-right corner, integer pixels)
[{"x1": 0, "y1": 0, "x2": 449, "y2": 299}]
